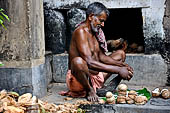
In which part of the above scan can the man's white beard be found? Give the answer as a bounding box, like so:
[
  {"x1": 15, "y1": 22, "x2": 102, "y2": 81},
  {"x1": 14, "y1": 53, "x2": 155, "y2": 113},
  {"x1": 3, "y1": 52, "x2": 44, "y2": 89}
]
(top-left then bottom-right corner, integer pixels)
[{"x1": 90, "y1": 22, "x2": 99, "y2": 33}]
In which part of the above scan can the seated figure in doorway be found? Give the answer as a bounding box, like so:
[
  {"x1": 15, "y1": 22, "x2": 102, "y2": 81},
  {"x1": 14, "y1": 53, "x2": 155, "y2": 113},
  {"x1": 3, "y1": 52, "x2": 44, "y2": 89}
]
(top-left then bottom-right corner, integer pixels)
[{"x1": 60, "y1": 2, "x2": 133, "y2": 102}]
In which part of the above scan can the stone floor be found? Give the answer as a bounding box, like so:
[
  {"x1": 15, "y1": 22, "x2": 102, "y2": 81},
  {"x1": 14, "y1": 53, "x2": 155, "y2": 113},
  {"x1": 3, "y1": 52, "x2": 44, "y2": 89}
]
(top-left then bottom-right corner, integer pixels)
[{"x1": 41, "y1": 83, "x2": 170, "y2": 113}]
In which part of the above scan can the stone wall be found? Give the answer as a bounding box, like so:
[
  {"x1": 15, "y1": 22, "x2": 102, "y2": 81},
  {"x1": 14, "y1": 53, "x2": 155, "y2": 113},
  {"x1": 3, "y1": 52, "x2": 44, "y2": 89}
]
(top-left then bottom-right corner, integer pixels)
[
  {"x1": 44, "y1": 0, "x2": 167, "y2": 54},
  {"x1": 43, "y1": 0, "x2": 169, "y2": 86},
  {"x1": 163, "y1": 0, "x2": 170, "y2": 85}
]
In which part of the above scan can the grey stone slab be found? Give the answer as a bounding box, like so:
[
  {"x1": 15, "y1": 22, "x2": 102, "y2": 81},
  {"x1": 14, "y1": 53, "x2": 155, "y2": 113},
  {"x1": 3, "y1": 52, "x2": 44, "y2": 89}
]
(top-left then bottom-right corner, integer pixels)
[
  {"x1": 43, "y1": 0, "x2": 151, "y2": 9},
  {"x1": 123, "y1": 54, "x2": 167, "y2": 86},
  {"x1": 165, "y1": 0, "x2": 170, "y2": 17},
  {"x1": 51, "y1": 53, "x2": 168, "y2": 86},
  {"x1": 0, "y1": 64, "x2": 47, "y2": 98},
  {"x1": 45, "y1": 54, "x2": 53, "y2": 84},
  {"x1": 52, "y1": 53, "x2": 68, "y2": 82},
  {"x1": 41, "y1": 83, "x2": 170, "y2": 113},
  {"x1": 32, "y1": 64, "x2": 47, "y2": 97},
  {"x1": 80, "y1": 98, "x2": 170, "y2": 113}
]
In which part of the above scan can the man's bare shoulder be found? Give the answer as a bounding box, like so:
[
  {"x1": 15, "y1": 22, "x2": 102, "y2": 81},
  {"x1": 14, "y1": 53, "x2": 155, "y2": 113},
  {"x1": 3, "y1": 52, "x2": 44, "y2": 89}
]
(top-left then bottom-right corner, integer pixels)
[{"x1": 73, "y1": 25, "x2": 88, "y2": 39}]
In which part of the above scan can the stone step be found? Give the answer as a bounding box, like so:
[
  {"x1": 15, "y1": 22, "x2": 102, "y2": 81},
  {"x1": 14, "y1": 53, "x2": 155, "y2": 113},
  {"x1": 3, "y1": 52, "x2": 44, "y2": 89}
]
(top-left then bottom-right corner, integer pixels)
[{"x1": 48, "y1": 53, "x2": 167, "y2": 86}]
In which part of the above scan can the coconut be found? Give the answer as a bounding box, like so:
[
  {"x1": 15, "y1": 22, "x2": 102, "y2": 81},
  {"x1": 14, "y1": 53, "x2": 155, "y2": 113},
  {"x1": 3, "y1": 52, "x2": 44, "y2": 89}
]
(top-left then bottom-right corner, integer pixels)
[
  {"x1": 152, "y1": 88, "x2": 160, "y2": 97},
  {"x1": 118, "y1": 84, "x2": 128, "y2": 91},
  {"x1": 161, "y1": 89, "x2": 170, "y2": 99},
  {"x1": 106, "y1": 92, "x2": 113, "y2": 98},
  {"x1": 126, "y1": 97, "x2": 134, "y2": 104},
  {"x1": 118, "y1": 90, "x2": 127, "y2": 96},
  {"x1": 106, "y1": 96, "x2": 115, "y2": 104},
  {"x1": 117, "y1": 96, "x2": 126, "y2": 104},
  {"x1": 128, "y1": 90, "x2": 137, "y2": 95},
  {"x1": 134, "y1": 96, "x2": 147, "y2": 105}
]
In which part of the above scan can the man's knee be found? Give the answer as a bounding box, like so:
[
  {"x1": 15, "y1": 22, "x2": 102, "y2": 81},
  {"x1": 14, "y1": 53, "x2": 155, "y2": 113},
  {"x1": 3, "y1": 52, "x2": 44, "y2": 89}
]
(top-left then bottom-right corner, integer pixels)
[{"x1": 71, "y1": 57, "x2": 87, "y2": 70}]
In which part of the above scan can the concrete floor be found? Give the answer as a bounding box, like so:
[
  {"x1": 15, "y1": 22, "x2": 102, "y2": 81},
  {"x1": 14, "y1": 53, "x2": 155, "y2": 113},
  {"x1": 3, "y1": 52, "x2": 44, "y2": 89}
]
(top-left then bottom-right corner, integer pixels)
[{"x1": 41, "y1": 83, "x2": 170, "y2": 113}]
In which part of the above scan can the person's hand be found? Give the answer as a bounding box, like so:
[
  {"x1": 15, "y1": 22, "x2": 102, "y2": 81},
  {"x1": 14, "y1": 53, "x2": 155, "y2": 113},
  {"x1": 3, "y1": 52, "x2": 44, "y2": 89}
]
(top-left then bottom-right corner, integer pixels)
[
  {"x1": 123, "y1": 63, "x2": 133, "y2": 74},
  {"x1": 118, "y1": 67, "x2": 133, "y2": 80}
]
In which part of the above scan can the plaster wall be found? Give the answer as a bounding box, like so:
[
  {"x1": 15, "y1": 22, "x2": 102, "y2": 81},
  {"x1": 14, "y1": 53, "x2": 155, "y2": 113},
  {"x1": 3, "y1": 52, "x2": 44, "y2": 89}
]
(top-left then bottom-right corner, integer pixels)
[
  {"x1": 0, "y1": 0, "x2": 46, "y2": 97},
  {"x1": 0, "y1": 0, "x2": 45, "y2": 68}
]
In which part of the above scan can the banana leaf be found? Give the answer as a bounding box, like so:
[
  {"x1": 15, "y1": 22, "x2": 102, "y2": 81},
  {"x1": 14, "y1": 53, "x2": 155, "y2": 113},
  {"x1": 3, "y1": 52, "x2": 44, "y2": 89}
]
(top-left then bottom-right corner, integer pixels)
[{"x1": 136, "y1": 88, "x2": 151, "y2": 100}]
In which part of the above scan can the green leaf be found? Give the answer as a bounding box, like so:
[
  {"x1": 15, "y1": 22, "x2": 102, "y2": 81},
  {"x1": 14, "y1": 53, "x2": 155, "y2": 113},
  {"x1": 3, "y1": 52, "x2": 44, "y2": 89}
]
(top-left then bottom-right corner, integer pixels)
[
  {"x1": 77, "y1": 108, "x2": 86, "y2": 113},
  {"x1": 40, "y1": 107, "x2": 46, "y2": 113},
  {"x1": 0, "y1": 15, "x2": 5, "y2": 21},
  {"x1": 0, "y1": 62, "x2": 4, "y2": 66},
  {"x1": 136, "y1": 88, "x2": 151, "y2": 100},
  {"x1": 0, "y1": 8, "x2": 4, "y2": 12},
  {"x1": 8, "y1": 91, "x2": 19, "y2": 97},
  {"x1": 0, "y1": 12, "x2": 10, "y2": 21},
  {"x1": 0, "y1": 19, "x2": 3, "y2": 24},
  {"x1": 0, "y1": 63, "x2": 4, "y2": 66},
  {"x1": 101, "y1": 97, "x2": 107, "y2": 101},
  {"x1": 0, "y1": 23, "x2": 7, "y2": 30}
]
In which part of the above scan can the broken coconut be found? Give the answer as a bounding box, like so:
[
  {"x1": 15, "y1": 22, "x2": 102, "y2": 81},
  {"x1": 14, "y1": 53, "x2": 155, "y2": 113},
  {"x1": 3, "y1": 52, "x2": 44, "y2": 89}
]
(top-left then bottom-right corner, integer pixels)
[{"x1": 152, "y1": 88, "x2": 161, "y2": 97}]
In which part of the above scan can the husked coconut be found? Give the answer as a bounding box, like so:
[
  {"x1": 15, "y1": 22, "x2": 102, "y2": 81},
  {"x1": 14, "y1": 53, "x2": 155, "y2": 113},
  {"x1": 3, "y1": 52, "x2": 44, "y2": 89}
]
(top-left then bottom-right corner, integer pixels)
[
  {"x1": 106, "y1": 92, "x2": 113, "y2": 98},
  {"x1": 118, "y1": 90, "x2": 127, "y2": 96},
  {"x1": 161, "y1": 89, "x2": 170, "y2": 99},
  {"x1": 128, "y1": 90, "x2": 137, "y2": 99},
  {"x1": 128, "y1": 90, "x2": 137, "y2": 95},
  {"x1": 106, "y1": 96, "x2": 115, "y2": 104},
  {"x1": 126, "y1": 97, "x2": 134, "y2": 104},
  {"x1": 118, "y1": 84, "x2": 128, "y2": 91},
  {"x1": 117, "y1": 96, "x2": 126, "y2": 104},
  {"x1": 134, "y1": 96, "x2": 147, "y2": 105}
]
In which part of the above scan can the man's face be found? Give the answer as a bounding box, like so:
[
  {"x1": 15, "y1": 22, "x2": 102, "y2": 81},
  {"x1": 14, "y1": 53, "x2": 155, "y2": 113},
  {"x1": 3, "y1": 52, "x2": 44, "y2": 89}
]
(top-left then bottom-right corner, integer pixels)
[{"x1": 90, "y1": 11, "x2": 107, "y2": 33}]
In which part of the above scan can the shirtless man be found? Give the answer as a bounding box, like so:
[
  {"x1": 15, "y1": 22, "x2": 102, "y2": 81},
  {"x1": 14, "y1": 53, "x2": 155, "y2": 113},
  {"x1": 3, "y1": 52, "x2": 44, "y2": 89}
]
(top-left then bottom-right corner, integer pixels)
[{"x1": 67, "y1": 2, "x2": 133, "y2": 102}]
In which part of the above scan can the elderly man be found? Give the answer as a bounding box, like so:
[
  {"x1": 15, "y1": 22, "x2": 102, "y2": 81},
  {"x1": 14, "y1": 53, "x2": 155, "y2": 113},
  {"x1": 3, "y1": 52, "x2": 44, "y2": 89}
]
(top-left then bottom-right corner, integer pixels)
[{"x1": 64, "y1": 2, "x2": 133, "y2": 102}]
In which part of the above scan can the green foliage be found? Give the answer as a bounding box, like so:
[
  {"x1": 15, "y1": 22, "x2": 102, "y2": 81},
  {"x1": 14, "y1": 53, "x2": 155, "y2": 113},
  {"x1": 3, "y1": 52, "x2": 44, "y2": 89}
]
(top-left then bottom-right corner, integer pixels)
[
  {"x1": 77, "y1": 108, "x2": 86, "y2": 113},
  {"x1": 0, "y1": 8, "x2": 10, "y2": 30},
  {"x1": 0, "y1": 62, "x2": 4, "y2": 66},
  {"x1": 136, "y1": 88, "x2": 151, "y2": 100}
]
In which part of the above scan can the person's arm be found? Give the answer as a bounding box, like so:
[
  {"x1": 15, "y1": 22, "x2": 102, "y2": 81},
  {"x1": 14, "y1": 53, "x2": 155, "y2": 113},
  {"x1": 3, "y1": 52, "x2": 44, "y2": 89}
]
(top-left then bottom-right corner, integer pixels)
[
  {"x1": 98, "y1": 49, "x2": 133, "y2": 74},
  {"x1": 74, "y1": 29, "x2": 120, "y2": 74},
  {"x1": 98, "y1": 50, "x2": 126, "y2": 67}
]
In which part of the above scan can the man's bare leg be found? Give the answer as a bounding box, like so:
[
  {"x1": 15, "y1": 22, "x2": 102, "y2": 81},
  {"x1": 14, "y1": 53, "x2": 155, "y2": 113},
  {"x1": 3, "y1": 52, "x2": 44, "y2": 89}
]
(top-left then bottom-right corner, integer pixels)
[{"x1": 71, "y1": 57, "x2": 98, "y2": 102}]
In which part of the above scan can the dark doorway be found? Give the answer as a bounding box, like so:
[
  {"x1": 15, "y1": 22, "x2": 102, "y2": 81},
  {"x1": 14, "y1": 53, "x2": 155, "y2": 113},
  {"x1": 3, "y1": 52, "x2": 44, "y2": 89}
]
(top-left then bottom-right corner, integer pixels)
[{"x1": 103, "y1": 8, "x2": 144, "y2": 53}]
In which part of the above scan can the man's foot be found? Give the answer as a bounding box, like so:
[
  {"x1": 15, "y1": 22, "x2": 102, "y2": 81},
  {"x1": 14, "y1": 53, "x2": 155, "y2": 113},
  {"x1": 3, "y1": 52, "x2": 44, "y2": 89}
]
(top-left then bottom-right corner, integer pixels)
[{"x1": 87, "y1": 89, "x2": 99, "y2": 102}]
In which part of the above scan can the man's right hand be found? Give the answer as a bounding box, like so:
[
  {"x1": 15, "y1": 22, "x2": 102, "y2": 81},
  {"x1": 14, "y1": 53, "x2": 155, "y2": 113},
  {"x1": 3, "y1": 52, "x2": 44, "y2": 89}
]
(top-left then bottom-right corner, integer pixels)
[{"x1": 118, "y1": 67, "x2": 133, "y2": 80}]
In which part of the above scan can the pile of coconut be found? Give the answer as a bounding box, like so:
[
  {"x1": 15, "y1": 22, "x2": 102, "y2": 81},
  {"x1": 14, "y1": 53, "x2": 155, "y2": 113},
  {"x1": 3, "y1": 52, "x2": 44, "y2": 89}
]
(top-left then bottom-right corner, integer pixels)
[
  {"x1": 152, "y1": 88, "x2": 170, "y2": 99},
  {"x1": 99, "y1": 84, "x2": 148, "y2": 105},
  {"x1": 0, "y1": 89, "x2": 91, "y2": 113}
]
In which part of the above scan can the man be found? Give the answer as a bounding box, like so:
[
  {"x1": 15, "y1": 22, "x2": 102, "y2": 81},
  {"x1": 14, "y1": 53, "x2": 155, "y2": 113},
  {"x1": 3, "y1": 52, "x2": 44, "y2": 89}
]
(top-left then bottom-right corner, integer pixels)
[{"x1": 65, "y1": 2, "x2": 133, "y2": 102}]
